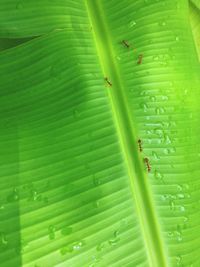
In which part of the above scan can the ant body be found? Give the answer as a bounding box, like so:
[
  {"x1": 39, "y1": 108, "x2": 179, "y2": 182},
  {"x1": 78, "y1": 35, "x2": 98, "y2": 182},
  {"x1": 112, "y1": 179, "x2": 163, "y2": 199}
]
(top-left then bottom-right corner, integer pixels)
[
  {"x1": 122, "y1": 40, "x2": 130, "y2": 49},
  {"x1": 137, "y1": 54, "x2": 143, "y2": 65},
  {"x1": 104, "y1": 77, "x2": 112, "y2": 87},
  {"x1": 138, "y1": 139, "x2": 143, "y2": 152},
  {"x1": 144, "y1": 157, "x2": 151, "y2": 172}
]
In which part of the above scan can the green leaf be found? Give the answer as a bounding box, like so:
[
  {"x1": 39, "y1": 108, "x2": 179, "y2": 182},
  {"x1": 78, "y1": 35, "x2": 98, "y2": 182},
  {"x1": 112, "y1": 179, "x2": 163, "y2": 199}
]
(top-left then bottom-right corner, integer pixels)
[
  {"x1": 190, "y1": 0, "x2": 200, "y2": 60},
  {"x1": 0, "y1": 1, "x2": 200, "y2": 267},
  {"x1": 0, "y1": 0, "x2": 88, "y2": 37}
]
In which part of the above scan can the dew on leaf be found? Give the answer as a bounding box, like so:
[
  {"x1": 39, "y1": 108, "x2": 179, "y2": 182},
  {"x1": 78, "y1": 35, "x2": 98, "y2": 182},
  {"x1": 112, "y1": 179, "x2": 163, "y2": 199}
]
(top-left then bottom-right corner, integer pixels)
[
  {"x1": 96, "y1": 243, "x2": 105, "y2": 252},
  {"x1": 158, "y1": 21, "x2": 166, "y2": 27},
  {"x1": 150, "y1": 96, "x2": 156, "y2": 101},
  {"x1": 129, "y1": 20, "x2": 136, "y2": 28},
  {"x1": 108, "y1": 237, "x2": 120, "y2": 246},
  {"x1": 153, "y1": 55, "x2": 159, "y2": 61},
  {"x1": 93, "y1": 200, "x2": 100, "y2": 208},
  {"x1": 93, "y1": 175, "x2": 100, "y2": 186},
  {"x1": 61, "y1": 227, "x2": 72, "y2": 236},
  {"x1": 161, "y1": 95, "x2": 169, "y2": 101},
  {"x1": 185, "y1": 193, "x2": 191, "y2": 199},
  {"x1": 179, "y1": 206, "x2": 185, "y2": 212},
  {"x1": 15, "y1": 239, "x2": 28, "y2": 254},
  {"x1": 0, "y1": 205, "x2": 5, "y2": 211},
  {"x1": 140, "y1": 102, "x2": 148, "y2": 112},
  {"x1": 175, "y1": 36, "x2": 180, "y2": 42},
  {"x1": 154, "y1": 170, "x2": 164, "y2": 180},
  {"x1": 48, "y1": 225, "x2": 56, "y2": 240},
  {"x1": 0, "y1": 232, "x2": 8, "y2": 247},
  {"x1": 155, "y1": 107, "x2": 165, "y2": 115},
  {"x1": 183, "y1": 184, "x2": 189, "y2": 191},
  {"x1": 177, "y1": 193, "x2": 185, "y2": 199},
  {"x1": 114, "y1": 230, "x2": 120, "y2": 237},
  {"x1": 60, "y1": 245, "x2": 73, "y2": 255},
  {"x1": 7, "y1": 188, "x2": 19, "y2": 202},
  {"x1": 176, "y1": 255, "x2": 182, "y2": 266},
  {"x1": 73, "y1": 240, "x2": 85, "y2": 251},
  {"x1": 169, "y1": 200, "x2": 175, "y2": 210},
  {"x1": 152, "y1": 151, "x2": 160, "y2": 160}
]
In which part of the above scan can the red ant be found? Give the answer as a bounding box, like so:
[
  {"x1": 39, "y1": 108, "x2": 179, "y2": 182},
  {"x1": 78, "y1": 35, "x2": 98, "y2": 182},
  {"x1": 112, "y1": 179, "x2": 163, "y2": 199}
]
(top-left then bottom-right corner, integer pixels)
[
  {"x1": 138, "y1": 139, "x2": 143, "y2": 152},
  {"x1": 144, "y1": 157, "x2": 151, "y2": 172},
  {"x1": 137, "y1": 54, "x2": 143, "y2": 65},
  {"x1": 104, "y1": 77, "x2": 112, "y2": 87},
  {"x1": 122, "y1": 40, "x2": 130, "y2": 48}
]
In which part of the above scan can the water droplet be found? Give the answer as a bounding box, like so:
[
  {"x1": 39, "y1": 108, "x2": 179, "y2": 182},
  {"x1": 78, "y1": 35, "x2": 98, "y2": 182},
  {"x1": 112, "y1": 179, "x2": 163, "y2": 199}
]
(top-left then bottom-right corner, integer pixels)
[
  {"x1": 177, "y1": 193, "x2": 184, "y2": 199},
  {"x1": 170, "y1": 147, "x2": 176, "y2": 153},
  {"x1": 108, "y1": 237, "x2": 120, "y2": 246},
  {"x1": 152, "y1": 151, "x2": 160, "y2": 160},
  {"x1": 176, "y1": 255, "x2": 182, "y2": 266},
  {"x1": 0, "y1": 205, "x2": 5, "y2": 211},
  {"x1": 28, "y1": 187, "x2": 40, "y2": 202},
  {"x1": 140, "y1": 90, "x2": 148, "y2": 96},
  {"x1": 114, "y1": 230, "x2": 120, "y2": 237},
  {"x1": 159, "y1": 21, "x2": 166, "y2": 27},
  {"x1": 93, "y1": 200, "x2": 100, "y2": 208},
  {"x1": 60, "y1": 245, "x2": 73, "y2": 255},
  {"x1": 129, "y1": 21, "x2": 136, "y2": 28},
  {"x1": 150, "y1": 96, "x2": 156, "y2": 101},
  {"x1": 161, "y1": 95, "x2": 169, "y2": 101},
  {"x1": 163, "y1": 148, "x2": 170, "y2": 155},
  {"x1": 185, "y1": 193, "x2": 191, "y2": 199},
  {"x1": 177, "y1": 185, "x2": 183, "y2": 191},
  {"x1": 73, "y1": 240, "x2": 85, "y2": 251},
  {"x1": 48, "y1": 225, "x2": 56, "y2": 240},
  {"x1": 168, "y1": 232, "x2": 174, "y2": 238},
  {"x1": 154, "y1": 170, "x2": 164, "y2": 180},
  {"x1": 183, "y1": 184, "x2": 189, "y2": 191},
  {"x1": 175, "y1": 36, "x2": 180, "y2": 42},
  {"x1": 0, "y1": 232, "x2": 8, "y2": 247},
  {"x1": 155, "y1": 107, "x2": 165, "y2": 115},
  {"x1": 7, "y1": 188, "x2": 19, "y2": 202},
  {"x1": 15, "y1": 239, "x2": 28, "y2": 254},
  {"x1": 176, "y1": 232, "x2": 182, "y2": 242},
  {"x1": 116, "y1": 56, "x2": 121, "y2": 61},
  {"x1": 153, "y1": 55, "x2": 159, "y2": 61},
  {"x1": 93, "y1": 175, "x2": 100, "y2": 186},
  {"x1": 169, "y1": 200, "x2": 175, "y2": 210},
  {"x1": 140, "y1": 102, "x2": 148, "y2": 112},
  {"x1": 96, "y1": 243, "x2": 105, "y2": 252},
  {"x1": 163, "y1": 134, "x2": 172, "y2": 144},
  {"x1": 91, "y1": 255, "x2": 102, "y2": 264},
  {"x1": 183, "y1": 216, "x2": 189, "y2": 223},
  {"x1": 61, "y1": 227, "x2": 72, "y2": 236},
  {"x1": 161, "y1": 194, "x2": 167, "y2": 201},
  {"x1": 154, "y1": 128, "x2": 164, "y2": 136},
  {"x1": 179, "y1": 206, "x2": 185, "y2": 212}
]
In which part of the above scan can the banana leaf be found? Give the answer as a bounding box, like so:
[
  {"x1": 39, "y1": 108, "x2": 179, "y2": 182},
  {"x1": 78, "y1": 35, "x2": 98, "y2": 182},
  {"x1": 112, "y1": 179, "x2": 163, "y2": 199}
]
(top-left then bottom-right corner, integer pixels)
[{"x1": 0, "y1": 0, "x2": 200, "y2": 266}]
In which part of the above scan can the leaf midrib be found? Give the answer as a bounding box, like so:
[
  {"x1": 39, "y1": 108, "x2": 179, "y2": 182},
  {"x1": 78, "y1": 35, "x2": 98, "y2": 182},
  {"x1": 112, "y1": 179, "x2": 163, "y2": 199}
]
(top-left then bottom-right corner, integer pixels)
[{"x1": 85, "y1": 1, "x2": 168, "y2": 266}]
